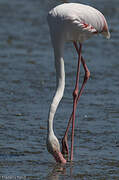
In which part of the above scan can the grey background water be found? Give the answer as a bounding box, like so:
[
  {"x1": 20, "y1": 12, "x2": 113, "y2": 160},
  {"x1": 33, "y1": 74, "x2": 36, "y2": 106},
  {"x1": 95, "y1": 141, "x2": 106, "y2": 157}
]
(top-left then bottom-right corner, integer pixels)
[{"x1": 0, "y1": 0, "x2": 119, "y2": 179}]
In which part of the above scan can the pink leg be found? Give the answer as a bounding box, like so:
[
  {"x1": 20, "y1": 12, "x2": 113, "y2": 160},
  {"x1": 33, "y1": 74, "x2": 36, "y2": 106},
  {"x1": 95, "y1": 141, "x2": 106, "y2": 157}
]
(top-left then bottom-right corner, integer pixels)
[
  {"x1": 62, "y1": 42, "x2": 90, "y2": 161},
  {"x1": 62, "y1": 42, "x2": 81, "y2": 159},
  {"x1": 61, "y1": 115, "x2": 71, "y2": 158},
  {"x1": 75, "y1": 54, "x2": 90, "y2": 102},
  {"x1": 70, "y1": 42, "x2": 82, "y2": 161}
]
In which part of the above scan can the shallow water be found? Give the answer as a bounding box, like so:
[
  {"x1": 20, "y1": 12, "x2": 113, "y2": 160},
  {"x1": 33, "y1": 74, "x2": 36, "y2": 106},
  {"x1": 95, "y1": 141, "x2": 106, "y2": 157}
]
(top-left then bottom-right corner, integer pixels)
[{"x1": 0, "y1": 0, "x2": 119, "y2": 179}]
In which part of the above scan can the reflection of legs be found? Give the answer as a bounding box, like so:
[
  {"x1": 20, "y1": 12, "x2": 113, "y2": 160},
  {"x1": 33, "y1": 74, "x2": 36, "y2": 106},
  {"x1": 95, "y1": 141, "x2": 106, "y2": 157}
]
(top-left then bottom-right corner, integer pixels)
[{"x1": 62, "y1": 42, "x2": 90, "y2": 161}]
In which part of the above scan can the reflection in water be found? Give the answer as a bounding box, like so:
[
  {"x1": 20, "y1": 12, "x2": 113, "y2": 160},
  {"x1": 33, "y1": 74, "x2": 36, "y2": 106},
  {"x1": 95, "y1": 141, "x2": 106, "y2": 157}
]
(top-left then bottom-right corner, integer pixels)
[
  {"x1": 46, "y1": 164, "x2": 66, "y2": 180},
  {"x1": 46, "y1": 163, "x2": 75, "y2": 180}
]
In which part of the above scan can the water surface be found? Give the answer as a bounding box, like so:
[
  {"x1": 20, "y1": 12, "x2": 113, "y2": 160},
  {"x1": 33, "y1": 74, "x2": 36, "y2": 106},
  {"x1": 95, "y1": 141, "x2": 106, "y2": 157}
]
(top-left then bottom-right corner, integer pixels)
[{"x1": 0, "y1": 0, "x2": 119, "y2": 179}]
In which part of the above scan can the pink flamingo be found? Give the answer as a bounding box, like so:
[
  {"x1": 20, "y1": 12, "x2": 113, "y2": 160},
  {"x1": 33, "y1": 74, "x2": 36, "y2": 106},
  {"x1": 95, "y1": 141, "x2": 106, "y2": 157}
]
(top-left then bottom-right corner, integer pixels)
[{"x1": 46, "y1": 3, "x2": 110, "y2": 164}]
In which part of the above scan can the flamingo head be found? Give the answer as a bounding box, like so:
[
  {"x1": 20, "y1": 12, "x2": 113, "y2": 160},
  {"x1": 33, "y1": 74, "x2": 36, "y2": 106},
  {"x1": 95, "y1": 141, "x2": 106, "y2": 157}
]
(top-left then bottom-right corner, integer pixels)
[{"x1": 46, "y1": 134, "x2": 66, "y2": 164}]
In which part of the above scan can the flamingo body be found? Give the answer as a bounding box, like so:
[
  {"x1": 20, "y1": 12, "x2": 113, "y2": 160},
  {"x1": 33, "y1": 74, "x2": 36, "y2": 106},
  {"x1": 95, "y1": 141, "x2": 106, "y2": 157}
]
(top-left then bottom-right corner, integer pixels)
[
  {"x1": 47, "y1": 3, "x2": 110, "y2": 44},
  {"x1": 46, "y1": 3, "x2": 110, "y2": 164}
]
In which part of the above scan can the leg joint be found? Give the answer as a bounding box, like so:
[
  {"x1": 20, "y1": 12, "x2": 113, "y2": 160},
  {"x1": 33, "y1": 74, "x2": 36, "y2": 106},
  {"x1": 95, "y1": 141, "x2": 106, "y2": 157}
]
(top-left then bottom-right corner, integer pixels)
[
  {"x1": 73, "y1": 89, "x2": 78, "y2": 99},
  {"x1": 85, "y1": 70, "x2": 90, "y2": 81}
]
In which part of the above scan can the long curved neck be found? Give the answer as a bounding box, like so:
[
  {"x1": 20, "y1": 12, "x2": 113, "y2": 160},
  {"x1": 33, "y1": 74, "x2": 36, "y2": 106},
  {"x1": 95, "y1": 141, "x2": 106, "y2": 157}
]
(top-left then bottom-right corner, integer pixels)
[{"x1": 47, "y1": 40, "x2": 65, "y2": 137}]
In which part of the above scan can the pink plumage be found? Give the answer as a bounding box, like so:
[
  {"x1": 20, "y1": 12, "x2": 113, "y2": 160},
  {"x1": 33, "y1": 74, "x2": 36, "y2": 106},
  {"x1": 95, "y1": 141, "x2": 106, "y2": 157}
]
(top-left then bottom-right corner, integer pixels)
[
  {"x1": 47, "y1": 3, "x2": 110, "y2": 164},
  {"x1": 47, "y1": 3, "x2": 110, "y2": 43}
]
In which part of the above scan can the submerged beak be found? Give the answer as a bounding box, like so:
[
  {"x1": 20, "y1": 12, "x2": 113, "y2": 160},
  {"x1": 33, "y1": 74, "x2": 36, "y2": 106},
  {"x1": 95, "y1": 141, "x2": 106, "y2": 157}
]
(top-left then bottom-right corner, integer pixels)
[{"x1": 53, "y1": 151, "x2": 66, "y2": 164}]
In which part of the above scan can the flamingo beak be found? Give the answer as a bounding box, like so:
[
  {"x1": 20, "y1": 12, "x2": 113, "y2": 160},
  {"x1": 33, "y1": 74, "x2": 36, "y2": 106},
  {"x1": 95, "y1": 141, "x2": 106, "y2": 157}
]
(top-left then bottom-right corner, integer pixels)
[{"x1": 53, "y1": 151, "x2": 66, "y2": 164}]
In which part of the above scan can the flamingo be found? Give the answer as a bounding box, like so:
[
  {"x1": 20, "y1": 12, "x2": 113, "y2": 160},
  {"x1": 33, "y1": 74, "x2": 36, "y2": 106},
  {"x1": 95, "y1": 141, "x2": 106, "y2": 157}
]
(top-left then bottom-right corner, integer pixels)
[{"x1": 46, "y1": 3, "x2": 110, "y2": 164}]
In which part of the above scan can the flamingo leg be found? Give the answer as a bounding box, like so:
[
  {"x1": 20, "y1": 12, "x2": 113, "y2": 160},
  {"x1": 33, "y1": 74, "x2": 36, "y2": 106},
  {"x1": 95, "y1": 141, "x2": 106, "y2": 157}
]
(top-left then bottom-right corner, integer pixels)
[
  {"x1": 74, "y1": 43, "x2": 90, "y2": 102},
  {"x1": 62, "y1": 42, "x2": 90, "y2": 161},
  {"x1": 61, "y1": 113, "x2": 71, "y2": 159},
  {"x1": 62, "y1": 42, "x2": 81, "y2": 159},
  {"x1": 70, "y1": 42, "x2": 82, "y2": 161}
]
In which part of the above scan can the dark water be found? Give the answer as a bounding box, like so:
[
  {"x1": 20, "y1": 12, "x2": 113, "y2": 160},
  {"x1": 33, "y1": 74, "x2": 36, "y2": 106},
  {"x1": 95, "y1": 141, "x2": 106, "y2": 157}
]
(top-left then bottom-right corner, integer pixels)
[{"x1": 0, "y1": 0, "x2": 119, "y2": 179}]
